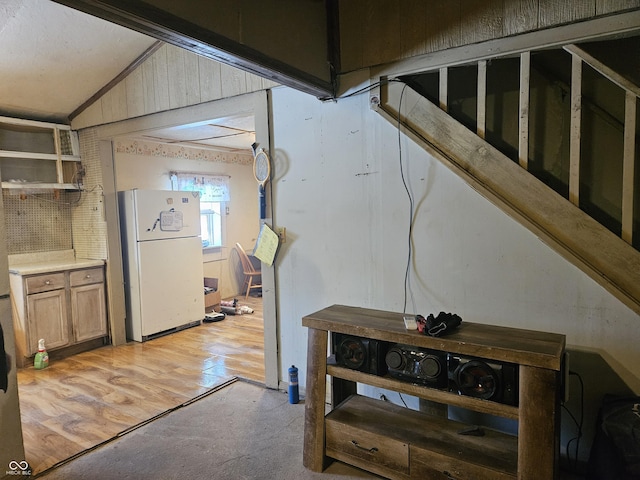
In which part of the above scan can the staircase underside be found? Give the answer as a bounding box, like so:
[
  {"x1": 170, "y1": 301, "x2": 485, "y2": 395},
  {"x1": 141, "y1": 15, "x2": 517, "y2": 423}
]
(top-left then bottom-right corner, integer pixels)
[{"x1": 376, "y1": 81, "x2": 640, "y2": 316}]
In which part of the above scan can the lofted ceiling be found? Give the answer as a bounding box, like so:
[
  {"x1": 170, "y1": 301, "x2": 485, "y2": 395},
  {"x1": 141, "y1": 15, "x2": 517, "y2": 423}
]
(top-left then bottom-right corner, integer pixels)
[
  {"x1": 0, "y1": 0, "x2": 255, "y2": 153},
  {"x1": 0, "y1": 0, "x2": 155, "y2": 123},
  {"x1": 5, "y1": 1, "x2": 637, "y2": 157}
]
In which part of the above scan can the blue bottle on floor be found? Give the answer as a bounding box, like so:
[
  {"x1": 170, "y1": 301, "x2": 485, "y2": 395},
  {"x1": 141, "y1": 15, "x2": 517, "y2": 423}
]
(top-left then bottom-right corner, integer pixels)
[{"x1": 288, "y1": 365, "x2": 299, "y2": 404}]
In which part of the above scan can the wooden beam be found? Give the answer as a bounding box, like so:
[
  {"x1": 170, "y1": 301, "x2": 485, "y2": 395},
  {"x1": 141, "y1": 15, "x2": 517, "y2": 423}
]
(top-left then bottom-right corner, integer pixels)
[
  {"x1": 519, "y1": 52, "x2": 530, "y2": 169},
  {"x1": 372, "y1": 10, "x2": 640, "y2": 79},
  {"x1": 53, "y1": 0, "x2": 334, "y2": 101},
  {"x1": 98, "y1": 139, "x2": 128, "y2": 346},
  {"x1": 439, "y1": 67, "x2": 448, "y2": 112},
  {"x1": 569, "y1": 54, "x2": 582, "y2": 206},
  {"x1": 0, "y1": 115, "x2": 72, "y2": 130},
  {"x1": 69, "y1": 41, "x2": 164, "y2": 122},
  {"x1": 477, "y1": 60, "x2": 487, "y2": 139},
  {"x1": 0, "y1": 151, "x2": 57, "y2": 161},
  {"x1": 53, "y1": 126, "x2": 64, "y2": 183},
  {"x1": 622, "y1": 91, "x2": 636, "y2": 244},
  {"x1": 564, "y1": 44, "x2": 640, "y2": 98}
]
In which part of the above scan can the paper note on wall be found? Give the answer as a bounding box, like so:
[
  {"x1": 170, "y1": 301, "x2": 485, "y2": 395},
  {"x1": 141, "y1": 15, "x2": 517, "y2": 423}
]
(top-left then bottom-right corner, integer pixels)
[{"x1": 253, "y1": 223, "x2": 279, "y2": 266}]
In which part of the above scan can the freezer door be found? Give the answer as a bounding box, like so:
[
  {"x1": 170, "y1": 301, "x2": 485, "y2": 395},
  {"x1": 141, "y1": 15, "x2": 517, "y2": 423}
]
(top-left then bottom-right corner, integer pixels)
[
  {"x1": 130, "y1": 189, "x2": 202, "y2": 241},
  {"x1": 133, "y1": 236, "x2": 204, "y2": 339}
]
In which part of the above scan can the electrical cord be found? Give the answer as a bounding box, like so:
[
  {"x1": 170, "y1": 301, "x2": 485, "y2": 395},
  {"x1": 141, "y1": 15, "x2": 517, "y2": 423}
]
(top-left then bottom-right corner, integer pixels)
[
  {"x1": 337, "y1": 79, "x2": 385, "y2": 99},
  {"x1": 332, "y1": 74, "x2": 418, "y2": 314},
  {"x1": 337, "y1": 75, "x2": 420, "y2": 315},
  {"x1": 379, "y1": 392, "x2": 409, "y2": 409},
  {"x1": 19, "y1": 189, "x2": 82, "y2": 206},
  {"x1": 396, "y1": 82, "x2": 418, "y2": 316},
  {"x1": 15, "y1": 163, "x2": 96, "y2": 206},
  {"x1": 562, "y1": 370, "x2": 584, "y2": 473},
  {"x1": 336, "y1": 77, "x2": 403, "y2": 100}
]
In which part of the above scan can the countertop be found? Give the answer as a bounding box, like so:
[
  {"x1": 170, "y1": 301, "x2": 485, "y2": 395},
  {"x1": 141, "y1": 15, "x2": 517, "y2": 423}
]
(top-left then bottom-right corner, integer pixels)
[{"x1": 8, "y1": 250, "x2": 104, "y2": 275}]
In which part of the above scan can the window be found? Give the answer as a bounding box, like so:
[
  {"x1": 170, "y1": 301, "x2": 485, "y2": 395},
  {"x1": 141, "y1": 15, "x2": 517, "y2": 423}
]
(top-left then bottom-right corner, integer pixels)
[
  {"x1": 200, "y1": 201, "x2": 223, "y2": 248},
  {"x1": 174, "y1": 173, "x2": 230, "y2": 250}
]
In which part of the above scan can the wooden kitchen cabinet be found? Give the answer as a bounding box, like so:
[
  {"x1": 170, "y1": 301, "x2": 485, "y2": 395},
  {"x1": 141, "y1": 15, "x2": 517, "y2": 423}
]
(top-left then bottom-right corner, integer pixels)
[
  {"x1": 0, "y1": 115, "x2": 82, "y2": 190},
  {"x1": 26, "y1": 288, "x2": 69, "y2": 353},
  {"x1": 303, "y1": 305, "x2": 566, "y2": 480},
  {"x1": 70, "y1": 267, "x2": 107, "y2": 343},
  {"x1": 24, "y1": 271, "x2": 69, "y2": 353},
  {"x1": 10, "y1": 265, "x2": 108, "y2": 367}
]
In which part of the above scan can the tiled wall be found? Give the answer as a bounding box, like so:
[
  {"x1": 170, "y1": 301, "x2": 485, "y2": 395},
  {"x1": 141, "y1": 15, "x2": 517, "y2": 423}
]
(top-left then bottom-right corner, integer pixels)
[
  {"x1": 3, "y1": 190, "x2": 74, "y2": 254},
  {"x1": 72, "y1": 128, "x2": 108, "y2": 260}
]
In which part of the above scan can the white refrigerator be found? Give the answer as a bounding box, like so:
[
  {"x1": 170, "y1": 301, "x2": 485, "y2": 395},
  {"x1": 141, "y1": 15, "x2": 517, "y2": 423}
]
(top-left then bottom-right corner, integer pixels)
[{"x1": 119, "y1": 189, "x2": 205, "y2": 342}]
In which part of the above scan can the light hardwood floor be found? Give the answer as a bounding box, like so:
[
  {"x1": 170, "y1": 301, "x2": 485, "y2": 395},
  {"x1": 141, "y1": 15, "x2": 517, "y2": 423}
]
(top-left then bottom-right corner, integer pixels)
[{"x1": 17, "y1": 296, "x2": 264, "y2": 475}]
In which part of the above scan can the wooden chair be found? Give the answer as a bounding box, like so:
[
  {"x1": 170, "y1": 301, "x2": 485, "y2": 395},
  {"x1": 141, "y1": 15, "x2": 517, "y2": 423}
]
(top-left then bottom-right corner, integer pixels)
[{"x1": 235, "y1": 242, "x2": 262, "y2": 299}]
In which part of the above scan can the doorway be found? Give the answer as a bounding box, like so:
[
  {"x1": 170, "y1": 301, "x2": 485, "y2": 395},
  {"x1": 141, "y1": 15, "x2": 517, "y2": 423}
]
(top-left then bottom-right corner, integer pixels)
[
  {"x1": 94, "y1": 91, "x2": 277, "y2": 388},
  {"x1": 17, "y1": 91, "x2": 277, "y2": 475},
  {"x1": 112, "y1": 114, "x2": 262, "y2": 323}
]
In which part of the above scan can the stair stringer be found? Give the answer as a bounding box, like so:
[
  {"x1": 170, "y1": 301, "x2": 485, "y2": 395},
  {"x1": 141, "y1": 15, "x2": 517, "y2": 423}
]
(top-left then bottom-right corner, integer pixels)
[{"x1": 376, "y1": 81, "x2": 640, "y2": 316}]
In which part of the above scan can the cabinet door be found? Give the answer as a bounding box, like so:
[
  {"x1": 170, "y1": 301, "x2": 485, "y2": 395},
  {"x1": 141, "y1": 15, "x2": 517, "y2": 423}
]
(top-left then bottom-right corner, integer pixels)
[
  {"x1": 70, "y1": 283, "x2": 107, "y2": 343},
  {"x1": 26, "y1": 289, "x2": 69, "y2": 355}
]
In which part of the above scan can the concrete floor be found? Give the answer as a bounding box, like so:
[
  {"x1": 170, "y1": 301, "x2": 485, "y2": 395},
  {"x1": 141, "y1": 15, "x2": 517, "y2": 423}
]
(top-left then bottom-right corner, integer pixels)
[
  {"x1": 35, "y1": 379, "x2": 377, "y2": 480},
  {"x1": 36, "y1": 379, "x2": 585, "y2": 480}
]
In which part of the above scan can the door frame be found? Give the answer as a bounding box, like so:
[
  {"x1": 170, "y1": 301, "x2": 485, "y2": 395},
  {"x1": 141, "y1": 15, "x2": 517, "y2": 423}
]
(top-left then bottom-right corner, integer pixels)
[{"x1": 93, "y1": 90, "x2": 278, "y2": 389}]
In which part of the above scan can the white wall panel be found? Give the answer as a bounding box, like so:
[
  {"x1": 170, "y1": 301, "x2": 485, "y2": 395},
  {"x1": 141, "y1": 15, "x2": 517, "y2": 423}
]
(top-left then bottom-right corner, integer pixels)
[
  {"x1": 271, "y1": 85, "x2": 385, "y2": 374},
  {"x1": 273, "y1": 85, "x2": 640, "y2": 380},
  {"x1": 271, "y1": 84, "x2": 639, "y2": 464}
]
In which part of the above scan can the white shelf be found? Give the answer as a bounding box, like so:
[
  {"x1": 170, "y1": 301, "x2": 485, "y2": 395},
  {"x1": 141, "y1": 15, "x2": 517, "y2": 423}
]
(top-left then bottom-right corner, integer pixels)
[
  {"x1": 0, "y1": 115, "x2": 81, "y2": 189},
  {"x1": 2, "y1": 182, "x2": 82, "y2": 191}
]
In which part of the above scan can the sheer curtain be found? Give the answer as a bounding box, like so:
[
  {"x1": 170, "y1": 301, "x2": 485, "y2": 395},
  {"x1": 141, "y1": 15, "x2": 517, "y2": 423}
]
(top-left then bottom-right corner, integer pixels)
[{"x1": 175, "y1": 173, "x2": 230, "y2": 201}]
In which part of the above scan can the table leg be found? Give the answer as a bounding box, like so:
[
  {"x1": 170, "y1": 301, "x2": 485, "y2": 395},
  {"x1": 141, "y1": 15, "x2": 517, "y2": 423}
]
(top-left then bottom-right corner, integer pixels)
[
  {"x1": 518, "y1": 365, "x2": 560, "y2": 479},
  {"x1": 303, "y1": 327, "x2": 328, "y2": 472}
]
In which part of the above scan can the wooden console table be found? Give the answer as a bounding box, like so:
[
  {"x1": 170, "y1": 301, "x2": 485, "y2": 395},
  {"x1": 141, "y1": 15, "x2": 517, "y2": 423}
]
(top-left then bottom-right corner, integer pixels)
[{"x1": 302, "y1": 305, "x2": 566, "y2": 479}]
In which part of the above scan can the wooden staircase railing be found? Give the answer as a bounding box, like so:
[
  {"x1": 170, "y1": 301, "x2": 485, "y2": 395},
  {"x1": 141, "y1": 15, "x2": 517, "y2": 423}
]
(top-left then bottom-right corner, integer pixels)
[{"x1": 374, "y1": 79, "x2": 640, "y2": 316}]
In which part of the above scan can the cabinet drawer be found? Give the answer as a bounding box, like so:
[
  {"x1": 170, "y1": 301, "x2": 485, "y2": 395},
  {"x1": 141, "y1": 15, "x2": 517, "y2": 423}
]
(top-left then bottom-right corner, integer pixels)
[
  {"x1": 410, "y1": 444, "x2": 517, "y2": 480},
  {"x1": 25, "y1": 273, "x2": 65, "y2": 294},
  {"x1": 326, "y1": 420, "x2": 409, "y2": 476},
  {"x1": 70, "y1": 267, "x2": 104, "y2": 287}
]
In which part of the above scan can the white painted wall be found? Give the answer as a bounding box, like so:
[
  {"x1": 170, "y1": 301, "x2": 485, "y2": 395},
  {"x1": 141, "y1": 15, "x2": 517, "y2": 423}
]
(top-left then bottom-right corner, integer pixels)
[
  {"x1": 270, "y1": 84, "x2": 640, "y2": 464},
  {"x1": 113, "y1": 140, "x2": 260, "y2": 299}
]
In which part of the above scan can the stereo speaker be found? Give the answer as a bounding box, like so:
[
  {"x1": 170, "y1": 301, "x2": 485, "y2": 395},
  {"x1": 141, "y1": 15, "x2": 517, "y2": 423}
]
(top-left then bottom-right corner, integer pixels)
[
  {"x1": 385, "y1": 344, "x2": 448, "y2": 388},
  {"x1": 448, "y1": 354, "x2": 518, "y2": 406},
  {"x1": 332, "y1": 333, "x2": 388, "y2": 376}
]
